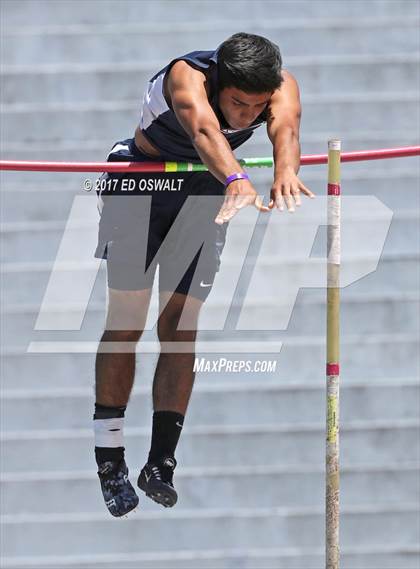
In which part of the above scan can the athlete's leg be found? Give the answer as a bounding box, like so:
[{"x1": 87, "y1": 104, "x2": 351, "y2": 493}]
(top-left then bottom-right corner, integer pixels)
[
  {"x1": 153, "y1": 291, "x2": 203, "y2": 414},
  {"x1": 137, "y1": 291, "x2": 203, "y2": 508},
  {"x1": 137, "y1": 175, "x2": 225, "y2": 506},
  {"x1": 95, "y1": 287, "x2": 153, "y2": 407},
  {"x1": 95, "y1": 287, "x2": 153, "y2": 517},
  {"x1": 93, "y1": 140, "x2": 160, "y2": 516}
]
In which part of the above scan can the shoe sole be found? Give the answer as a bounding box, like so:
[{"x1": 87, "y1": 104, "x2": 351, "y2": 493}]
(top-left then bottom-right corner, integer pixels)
[
  {"x1": 138, "y1": 478, "x2": 178, "y2": 508},
  {"x1": 108, "y1": 495, "x2": 140, "y2": 517},
  {"x1": 99, "y1": 474, "x2": 140, "y2": 517}
]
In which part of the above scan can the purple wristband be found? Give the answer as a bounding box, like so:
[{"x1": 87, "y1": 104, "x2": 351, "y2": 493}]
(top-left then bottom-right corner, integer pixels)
[{"x1": 224, "y1": 172, "x2": 250, "y2": 188}]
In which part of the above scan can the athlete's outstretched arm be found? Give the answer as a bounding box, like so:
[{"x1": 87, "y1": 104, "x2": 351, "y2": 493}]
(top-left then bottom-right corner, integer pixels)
[
  {"x1": 266, "y1": 70, "x2": 315, "y2": 212},
  {"x1": 167, "y1": 61, "x2": 269, "y2": 223}
]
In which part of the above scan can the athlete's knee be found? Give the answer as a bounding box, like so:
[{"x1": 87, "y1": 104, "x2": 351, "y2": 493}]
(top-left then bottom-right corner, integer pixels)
[
  {"x1": 100, "y1": 329, "x2": 143, "y2": 343},
  {"x1": 158, "y1": 321, "x2": 197, "y2": 343},
  {"x1": 105, "y1": 287, "x2": 152, "y2": 331},
  {"x1": 157, "y1": 293, "x2": 201, "y2": 343}
]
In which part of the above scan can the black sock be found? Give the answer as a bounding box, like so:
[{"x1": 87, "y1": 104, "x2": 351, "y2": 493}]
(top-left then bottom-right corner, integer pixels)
[
  {"x1": 94, "y1": 403, "x2": 126, "y2": 466},
  {"x1": 148, "y1": 410, "x2": 184, "y2": 463}
]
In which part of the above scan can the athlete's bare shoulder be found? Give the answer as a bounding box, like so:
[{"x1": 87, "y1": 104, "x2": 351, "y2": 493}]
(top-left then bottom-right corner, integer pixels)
[
  {"x1": 163, "y1": 60, "x2": 211, "y2": 105},
  {"x1": 279, "y1": 69, "x2": 299, "y2": 91}
]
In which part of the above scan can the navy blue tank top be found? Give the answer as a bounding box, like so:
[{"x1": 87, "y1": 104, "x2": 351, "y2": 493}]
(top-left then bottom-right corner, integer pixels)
[{"x1": 139, "y1": 49, "x2": 268, "y2": 162}]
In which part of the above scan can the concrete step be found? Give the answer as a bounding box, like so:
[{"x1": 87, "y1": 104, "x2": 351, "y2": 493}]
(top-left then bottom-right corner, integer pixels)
[
  {"x1": 2, "y1": 54, "x2": 419, "y2": 105},
  {"x1": 1, "y1": 462, "x2": 418, "y2": 515},
  {"x1": 2, "y1": 16, "x2": 419, "y2": 65},
  {"x1": 1, "y1": 333, "x2": 418, "y2": 389},
  {"x1": 1, "y1": 547, "x2": 420, "y2": 569},
  {"x1": 1, "y1": 168, "x2": 419, "y2": 224},
  {"x1": 1, "y1": 93, "x2": 419, "y2": 144},
  {"x1": 2, "y1": 379, "x2": 418, "y2": 432},
  {"x1": 1, "y1": 504, "x2": 419, "y2": 556},
  {"x1": 4, "y1": 0, "x2": 419, "y2": 27},
  {"x1": 2, "y1": 253, "x2": 419, "y2": 308},
  {"x1": 2, "y1": 418, "x2": 419, "y2": 472},
  {"x1": 1, "y1": 209, "x2": 417, "y2": 265},
  {"x1": 2, "y1": 292, "x2": 419, "y2": 349},
  {"x1": 2, "y1": 545, "x2": 419, "y2": 569}
]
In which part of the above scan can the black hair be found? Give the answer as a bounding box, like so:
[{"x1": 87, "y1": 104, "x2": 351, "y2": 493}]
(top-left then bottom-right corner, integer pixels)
[{"x1": 217, "y1": 32, "x2": 284, "y2": 93}]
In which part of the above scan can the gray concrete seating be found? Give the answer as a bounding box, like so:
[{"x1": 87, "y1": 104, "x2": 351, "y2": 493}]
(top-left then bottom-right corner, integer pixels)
[{"x1": 0, "y1": 1, "x2": 419, "y2": 567}]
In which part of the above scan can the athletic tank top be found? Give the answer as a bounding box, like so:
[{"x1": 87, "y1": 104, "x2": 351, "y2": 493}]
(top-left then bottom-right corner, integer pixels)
[{"x1": 139, "y1": 49, "x2": 268, "y2": 162}]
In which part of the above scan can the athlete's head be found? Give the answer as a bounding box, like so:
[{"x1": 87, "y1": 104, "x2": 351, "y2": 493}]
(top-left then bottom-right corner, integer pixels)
[{"x1": 217, "y1": 32, "x2": 284, "y2": 130}]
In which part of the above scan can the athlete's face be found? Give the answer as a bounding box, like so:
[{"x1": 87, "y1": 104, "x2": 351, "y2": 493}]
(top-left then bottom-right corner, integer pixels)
[{"x1": 218, "y1": 87, "x2": 273, "y2": 130}]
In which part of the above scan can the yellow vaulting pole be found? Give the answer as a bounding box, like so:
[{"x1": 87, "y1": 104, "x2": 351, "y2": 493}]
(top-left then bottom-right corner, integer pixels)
[{"x1": 326, "y1": 139, "x2": 341, "y2": 569}]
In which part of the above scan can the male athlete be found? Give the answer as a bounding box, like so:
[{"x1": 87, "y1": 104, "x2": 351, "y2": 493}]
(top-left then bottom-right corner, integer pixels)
[{"x1": 93, "y1": 32, "x2": 314, "y2": 517}]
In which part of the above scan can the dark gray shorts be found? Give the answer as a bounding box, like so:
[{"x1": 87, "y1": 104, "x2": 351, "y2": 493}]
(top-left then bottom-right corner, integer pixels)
[{"x1": 95, "y1": 139, "x2": 228, "y2": 302}]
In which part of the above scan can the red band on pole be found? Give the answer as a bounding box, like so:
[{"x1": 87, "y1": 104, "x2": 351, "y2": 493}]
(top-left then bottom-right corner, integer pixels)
[
  {"x1": 328, "y1": 183, "x2": 341, "y2": 196},
  {"x1": 327, "y1": 363, "x2": 340, "y2": 376}
]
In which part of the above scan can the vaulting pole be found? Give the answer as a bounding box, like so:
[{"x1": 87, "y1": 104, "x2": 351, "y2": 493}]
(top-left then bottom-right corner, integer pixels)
[{"x1": 326, "y1": 139, "x2": 341, "y2": 569}]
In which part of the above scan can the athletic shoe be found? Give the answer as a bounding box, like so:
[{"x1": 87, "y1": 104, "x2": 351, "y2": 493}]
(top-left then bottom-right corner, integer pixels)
[
  {"x1": 97, "y1": 459, "x2": 139, "y2": 517},
  {"x1": 137, "y1": 456, "x2": 178, "y2": 508}
]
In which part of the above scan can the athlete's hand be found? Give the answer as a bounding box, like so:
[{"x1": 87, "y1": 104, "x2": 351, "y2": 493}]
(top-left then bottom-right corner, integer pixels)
[
  {"x1": 215, "y1": 179, "x2": 270, "y2": 225},
  {"x1": 269, "y1": 166, "x2": 315, "y2": 213}
]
